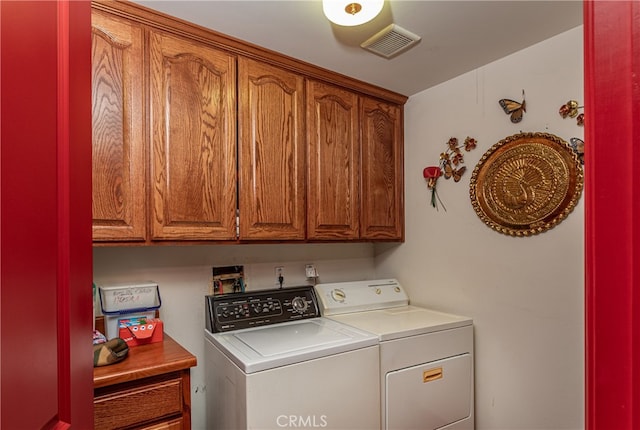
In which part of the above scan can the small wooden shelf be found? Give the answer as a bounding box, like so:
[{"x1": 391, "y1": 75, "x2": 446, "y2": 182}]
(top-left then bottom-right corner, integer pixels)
[{"x1": 93, "y1": 334, "x2": 197, "y2": 430}]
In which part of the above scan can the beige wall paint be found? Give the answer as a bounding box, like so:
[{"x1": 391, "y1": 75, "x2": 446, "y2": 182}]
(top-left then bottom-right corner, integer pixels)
[{"x1": 375, "y1": 27, "x2": 584, "y2": 430}]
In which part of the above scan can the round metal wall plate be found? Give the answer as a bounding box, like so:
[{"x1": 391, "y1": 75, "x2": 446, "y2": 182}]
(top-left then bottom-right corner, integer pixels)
[{"x1": 469, "y1": 132, "x2": 584, "y2": 237}]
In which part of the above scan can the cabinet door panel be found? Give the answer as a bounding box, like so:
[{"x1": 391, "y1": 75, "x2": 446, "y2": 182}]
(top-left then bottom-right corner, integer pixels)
[
  {"x1": 306, "y1": 80, "x2": 359, "y2": 239},
  {"x1": 238, "y1": 57, "x2": 305, "y2": 240},
  {"x1": 150, "y1": 30, "x2": 237, "y2": 240},
  {"x1": 360, "y1": 98, "x2": 404, "y2": 240},
  {"x1": 91, "y1": 11, "x2": 146, "y2": 241}
]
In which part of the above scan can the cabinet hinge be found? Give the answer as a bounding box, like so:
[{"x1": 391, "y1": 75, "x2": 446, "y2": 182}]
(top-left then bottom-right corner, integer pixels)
[{"x1": 236, "y1": 209, "x2": 240, "y2": 238}]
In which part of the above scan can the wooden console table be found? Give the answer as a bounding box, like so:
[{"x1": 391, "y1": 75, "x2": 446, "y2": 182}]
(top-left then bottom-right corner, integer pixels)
[{"x1": 93, "y1": 334, "x2": 197, "y2": 430}]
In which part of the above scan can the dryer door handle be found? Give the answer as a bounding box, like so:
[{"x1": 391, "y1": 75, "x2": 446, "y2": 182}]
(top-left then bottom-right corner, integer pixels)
[{"x1": 423, "y1": 367, "x2": 443, "y2": 383}]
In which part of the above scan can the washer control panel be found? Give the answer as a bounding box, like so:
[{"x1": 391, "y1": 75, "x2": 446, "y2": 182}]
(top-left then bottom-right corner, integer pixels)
[{"x1": 206, "y1": 286, "x2": 320, "y2": 332}]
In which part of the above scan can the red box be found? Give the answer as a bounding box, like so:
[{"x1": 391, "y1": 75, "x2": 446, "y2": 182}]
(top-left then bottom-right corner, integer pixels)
[{"x1": 118, "y1": 317, "x2": 163, "y2": 347}]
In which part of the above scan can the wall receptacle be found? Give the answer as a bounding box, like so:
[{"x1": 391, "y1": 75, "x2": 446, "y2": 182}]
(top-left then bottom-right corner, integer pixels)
[
  {"x1": 305, "y1": 264, "x2": 318, "y2": 278},
  {"x1": 275, "y1": 266, "x2": 284, "y2": 287}
]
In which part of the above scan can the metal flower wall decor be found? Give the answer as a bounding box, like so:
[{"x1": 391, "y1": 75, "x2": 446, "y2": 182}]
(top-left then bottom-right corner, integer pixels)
[
  {"x1": 559, "y1": 100, "x2": 584, "y2": 126},
  {"x1": 423, "y1": 136, "x2": 478, "y2": 211}
]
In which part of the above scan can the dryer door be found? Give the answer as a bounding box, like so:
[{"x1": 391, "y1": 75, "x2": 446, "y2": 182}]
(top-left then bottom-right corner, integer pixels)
[{"x1": 386, "y1": 353, "x2": 472, "y2": 429}]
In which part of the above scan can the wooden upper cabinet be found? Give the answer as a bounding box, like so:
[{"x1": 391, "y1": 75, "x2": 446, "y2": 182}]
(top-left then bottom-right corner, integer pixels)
[
  {"x1": 238, "y1": 57, "x2": 305, "y2": 240},
  {"x1": 149, "y1": 29, "x2": 237, "y2": 240},
  {"x1": 90, "y1": 2, "x2": 405, "y2": 244},
  {"x1": 306, "y1": 80, "x2": 360, "y2": 240},
  {"x1": 91, "y1": 11, "x2": 146, "y2": 241},
  {"x1": 360, "y1": 97, "x2": 404, "y2": 240}
]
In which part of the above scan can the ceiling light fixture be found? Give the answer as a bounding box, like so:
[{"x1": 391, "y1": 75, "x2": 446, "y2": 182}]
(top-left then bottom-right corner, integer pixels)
[{"x1": 322, "y1": 0, "x2": 384, "y2": 26}]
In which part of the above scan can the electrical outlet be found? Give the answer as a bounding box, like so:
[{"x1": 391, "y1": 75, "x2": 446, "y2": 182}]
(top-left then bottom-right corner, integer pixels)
[
  {"x1": 275, "y1": 266, "x2": 284, "y2": 287},
  {"x1": 305, "y1": 264, "x2": 318, "y2": 278}
]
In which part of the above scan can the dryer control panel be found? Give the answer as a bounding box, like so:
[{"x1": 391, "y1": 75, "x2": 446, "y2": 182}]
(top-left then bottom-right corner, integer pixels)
[
  {"x1": 206, "y1": 286, "x2": 320, "y2": 332},
  {"x1": 315, "y1": 279, "x2": 409, "y2": 316}
]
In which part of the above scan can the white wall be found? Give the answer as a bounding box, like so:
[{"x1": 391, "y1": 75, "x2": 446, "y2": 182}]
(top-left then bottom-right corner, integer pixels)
[
  {"x1": 93, "y1": 243, "x2": 377, "y2": 430},
  {"x1": 375, "y1": 27, "x2": 584, "y2": 430}
]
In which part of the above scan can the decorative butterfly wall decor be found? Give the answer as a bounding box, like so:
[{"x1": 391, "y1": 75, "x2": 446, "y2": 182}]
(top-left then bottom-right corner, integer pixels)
[
  {"x1": 499, "y1": 90, "x2": 526, "y2": 123},
  {"x1": 423, "y1": 136, "x2": 478, "y2": 211},
  {"x1": 441, "y1": 136, "x2": 476, "y2": 183},
  {"x1": 569, "y1": 137, "x2": 584, "y2": 165},
  {"x1": 444, "y1": 163, "x2": 466, "y2": 182}
]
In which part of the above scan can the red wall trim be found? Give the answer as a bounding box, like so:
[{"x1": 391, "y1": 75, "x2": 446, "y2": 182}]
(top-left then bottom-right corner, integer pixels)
[
  {"x1": 584, "y1": 1, "x2": 640, "y2": 428},
  {"x1": 633, "y1": 2, "x2": 640, "y2": 426},
  {"x1": 57, "y1": 1, "x2": 73, "y2": 425},
  {"x1": 63, "y1": 0, "x2": 94, "y2": 427}
]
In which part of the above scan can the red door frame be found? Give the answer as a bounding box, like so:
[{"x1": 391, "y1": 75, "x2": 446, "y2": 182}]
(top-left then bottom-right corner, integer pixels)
[
  {"x1": 0, "y1": 1, "x2": 93, "y2": 428},
  {"x1": 584, "y1": 1, "x2": 640, "y2": 429},
  {"x1": 0, "y1": 1, "x2": 635, "y2": 428}
]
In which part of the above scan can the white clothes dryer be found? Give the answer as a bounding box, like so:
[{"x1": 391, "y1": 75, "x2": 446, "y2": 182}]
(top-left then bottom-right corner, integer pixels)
[
  {"x1": 204, "y1": 285, "x2": 380, "y2": 430},
  {"x1": 315, "y1": 279, "x2": 474, "y2": 430}
]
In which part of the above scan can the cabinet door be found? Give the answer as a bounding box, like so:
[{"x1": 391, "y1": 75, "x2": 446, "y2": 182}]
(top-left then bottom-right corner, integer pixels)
[
  {"x1": 360, "y1": 98, "x2": 404, "y2": 240},
  {"x1": 306, "y1": 80, "x2": 360, "y2": 240},
  {"x1": 150, "y1": 30, "x2": 237, "y2": 240},
  {"x1": 91, "y1": 11, "x2": 146, "y2": 241},
  {"x1": 238, "y1": 57, "x2": 305, "y2": 240}
]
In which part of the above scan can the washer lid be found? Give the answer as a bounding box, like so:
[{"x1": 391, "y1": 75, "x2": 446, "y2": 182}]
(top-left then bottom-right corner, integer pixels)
[
  {"x1": 205, "y1": 317, "x2": 377, "y2": 373},
  {"x1": 235, "y1": 320, "x2": 352, "y2": 356},
  {"x1": 328, "y1": 305, "x2": 472, "y2": 341}
]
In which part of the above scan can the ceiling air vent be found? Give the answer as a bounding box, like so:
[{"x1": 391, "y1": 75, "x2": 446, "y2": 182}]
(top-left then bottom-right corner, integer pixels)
[{"x1": 361, "y1": 24, "x2": 421, "y2": 59}]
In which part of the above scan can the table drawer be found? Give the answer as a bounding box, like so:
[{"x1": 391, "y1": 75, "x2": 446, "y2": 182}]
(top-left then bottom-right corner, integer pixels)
[
  {"x1": 141, "y1": 417, "x2": 183, "y2": 430},
  {"x1": 95, "y1": 377, "x2": 183, "y2": 430}
]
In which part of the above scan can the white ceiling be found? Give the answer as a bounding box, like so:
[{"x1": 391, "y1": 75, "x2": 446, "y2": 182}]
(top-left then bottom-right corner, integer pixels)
[{"x1": 134, "y1": 0, "x2": 583, "y2": 97}]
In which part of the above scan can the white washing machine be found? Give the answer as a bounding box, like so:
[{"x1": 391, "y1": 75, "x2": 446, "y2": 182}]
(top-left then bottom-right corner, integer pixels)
[
  {"x1": 204, "y1": 285, "x2": 381, "y2": 430},
  {"x1": 315, "y1": 279, "x2": 474, "y2": 430}
]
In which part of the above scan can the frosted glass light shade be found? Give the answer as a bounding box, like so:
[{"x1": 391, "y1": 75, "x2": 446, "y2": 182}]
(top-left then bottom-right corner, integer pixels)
[{"x1": 322, "y1": 0, "x2": 384, "y2": 26}]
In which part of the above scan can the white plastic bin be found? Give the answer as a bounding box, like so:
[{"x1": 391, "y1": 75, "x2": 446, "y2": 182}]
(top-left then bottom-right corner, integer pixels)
[{"x1": 98, "y1": 281, "x2": 161, "y2": 339}]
